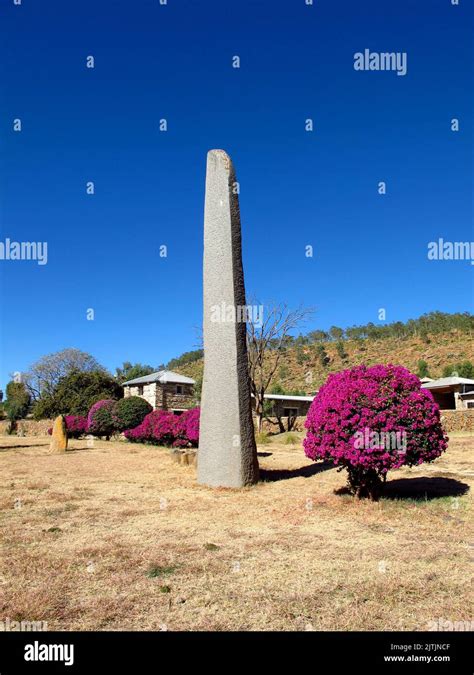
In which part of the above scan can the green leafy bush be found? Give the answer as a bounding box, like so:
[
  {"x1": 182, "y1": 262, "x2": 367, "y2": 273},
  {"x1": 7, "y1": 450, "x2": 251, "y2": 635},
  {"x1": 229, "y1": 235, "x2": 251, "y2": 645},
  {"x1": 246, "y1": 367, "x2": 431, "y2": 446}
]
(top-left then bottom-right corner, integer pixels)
[
  {"x1": 33, "y1": 370, "x2": 122, "y2": 419},
  {"x1": 112, "y1": 396, "x2": 153, "y2": 432},
  {"x1": 4, "y1": 381, "x2": 30, "y2": 420}
]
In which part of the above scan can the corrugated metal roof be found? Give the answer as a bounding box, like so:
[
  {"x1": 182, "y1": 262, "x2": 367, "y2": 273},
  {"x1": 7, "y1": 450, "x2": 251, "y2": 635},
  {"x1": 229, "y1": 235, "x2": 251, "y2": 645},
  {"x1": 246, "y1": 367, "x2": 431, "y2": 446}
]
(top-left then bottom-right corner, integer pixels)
[
  {"x1": 123, "y1": 370, "x2": 195, "y2": 386},
  {"x1": 260, "y1": 393, "x2": 316, "y2": 402},
  {"x1": 421, "y1": 376, "x2": 474, "y2": 389},
  {"x1": 264, "y1": 393, "x2": 315, "y2": 402}
]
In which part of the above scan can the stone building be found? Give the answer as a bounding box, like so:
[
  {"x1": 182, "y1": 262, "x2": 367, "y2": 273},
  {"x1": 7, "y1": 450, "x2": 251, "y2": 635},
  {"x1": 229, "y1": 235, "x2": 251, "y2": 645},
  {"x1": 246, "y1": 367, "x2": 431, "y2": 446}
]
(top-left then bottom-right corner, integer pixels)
[
  {"x1": 260, "y1": 393, "x2": 315, "y2": 418},
  {"x1": 122, "y1": 370, "x2": 196, "y2": 413},
  {"x1": 254, "y1": 393, "x2": 316, "y2": 432},
  {"x1": 421, "y1": 376, "x2": 474, "y2": 410}
]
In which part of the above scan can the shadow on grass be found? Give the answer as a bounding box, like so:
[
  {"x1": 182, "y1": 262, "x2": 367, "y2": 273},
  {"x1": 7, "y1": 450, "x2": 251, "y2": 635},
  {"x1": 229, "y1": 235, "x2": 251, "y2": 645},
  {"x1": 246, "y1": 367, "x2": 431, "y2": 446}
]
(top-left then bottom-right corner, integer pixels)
[
  {"x1": 257, "y1": 451, "x2": 273, "y2": 457},
  {"x1": 260, "y1": 460, "x2": 334, "y2": 482},
  {"x1": 0, "y1": 442, "x2": 50, "y2": 451},
  {"x1": 382, "y1": 476, "x2": 470, "y2": 501},
  {"x1": 0, "y1": 442, "x2": 87, "y2": 453}
]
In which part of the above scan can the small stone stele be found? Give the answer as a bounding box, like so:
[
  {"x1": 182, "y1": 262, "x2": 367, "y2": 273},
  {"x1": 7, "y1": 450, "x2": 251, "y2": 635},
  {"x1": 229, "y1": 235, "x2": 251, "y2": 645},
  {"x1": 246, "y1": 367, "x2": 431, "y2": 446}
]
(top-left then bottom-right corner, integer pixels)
[
  {"x1": 170, "y1": 449, "x2": 197, "y2": 466},
  {"x1": 183, "y1": 451, "x2": 197, "y2": 466},
  {"x1": 50, "y1": 415, "x2": 68, "y2": 453}
]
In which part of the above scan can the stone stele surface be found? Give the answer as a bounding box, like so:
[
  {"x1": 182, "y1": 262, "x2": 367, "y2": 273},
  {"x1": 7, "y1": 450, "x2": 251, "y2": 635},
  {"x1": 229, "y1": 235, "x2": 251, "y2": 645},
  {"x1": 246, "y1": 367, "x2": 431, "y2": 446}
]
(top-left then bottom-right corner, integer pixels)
[
  {"x1": 49, "y1": 415, "x2": 68, "y2": 453},
  {"x1": 197, "y1": 149, "x2": 259, "y2": 488}
]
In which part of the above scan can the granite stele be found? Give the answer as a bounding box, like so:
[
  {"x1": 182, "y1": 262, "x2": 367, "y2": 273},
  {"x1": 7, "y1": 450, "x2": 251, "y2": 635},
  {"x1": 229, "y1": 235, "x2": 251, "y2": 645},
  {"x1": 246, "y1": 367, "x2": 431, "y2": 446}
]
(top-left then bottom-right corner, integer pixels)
[{"x1": 197, "y1": 150, "x2": 259, "y2": 488}]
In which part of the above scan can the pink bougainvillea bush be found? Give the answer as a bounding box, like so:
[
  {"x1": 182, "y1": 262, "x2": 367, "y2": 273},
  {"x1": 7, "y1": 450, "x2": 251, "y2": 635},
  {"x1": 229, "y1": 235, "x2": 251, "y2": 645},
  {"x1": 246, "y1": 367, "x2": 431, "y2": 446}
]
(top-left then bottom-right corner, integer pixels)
[
  {"x1": 48, "y1": 415, "x2": 93, "y2": 438},
  {"x1": 64, "y1": 415, "x2": 88, "y2": 439},
  {"x1": 87, "y1": 399, "x2": 116, "y2": 439},
  {"x1": 124, "y1": 408, "x2": 200, "y2": 448},
  {"x1": 303, "y1": 364, "x2": 448, "y2": 500},
  {"x1": 124, "y1": 410, "x2": 179, "y2": 445},
  {"x1": 175, "y1": 407, "x2": 200, "y2": 447}
]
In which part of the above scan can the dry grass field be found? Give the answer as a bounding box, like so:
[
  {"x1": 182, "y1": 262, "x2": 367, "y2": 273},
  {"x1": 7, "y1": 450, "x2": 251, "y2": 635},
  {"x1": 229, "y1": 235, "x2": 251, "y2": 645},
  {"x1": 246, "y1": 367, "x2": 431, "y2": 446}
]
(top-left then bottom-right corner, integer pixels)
[{"x1": 0, "y1": 433, "x2": 472, "y2": 631}]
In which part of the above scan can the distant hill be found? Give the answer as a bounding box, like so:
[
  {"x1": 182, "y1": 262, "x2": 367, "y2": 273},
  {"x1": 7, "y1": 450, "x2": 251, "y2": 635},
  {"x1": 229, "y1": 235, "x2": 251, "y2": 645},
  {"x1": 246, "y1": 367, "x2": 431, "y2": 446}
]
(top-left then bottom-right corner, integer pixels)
[
  {"x1": 173, "y1": 329, "x2": 472, "y2": 394},
  {"x1": 168, "y1": 312, "x2": 473, "y2": 394}
]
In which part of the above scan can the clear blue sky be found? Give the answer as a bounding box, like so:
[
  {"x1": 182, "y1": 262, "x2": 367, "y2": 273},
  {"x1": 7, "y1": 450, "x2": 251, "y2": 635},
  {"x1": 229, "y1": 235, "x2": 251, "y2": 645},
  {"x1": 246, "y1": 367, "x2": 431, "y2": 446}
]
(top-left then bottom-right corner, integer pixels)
[{"x1": 1, "y1": 0, "x2": 472, "y2": 389}]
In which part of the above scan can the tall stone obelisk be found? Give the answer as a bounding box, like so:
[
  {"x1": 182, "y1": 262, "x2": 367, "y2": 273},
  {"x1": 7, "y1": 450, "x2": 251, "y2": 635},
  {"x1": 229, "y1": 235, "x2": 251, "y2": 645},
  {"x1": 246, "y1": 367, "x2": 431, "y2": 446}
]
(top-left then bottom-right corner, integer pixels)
[{"x1": 197, "y1": 150, "x2": 259, "y2": 488}]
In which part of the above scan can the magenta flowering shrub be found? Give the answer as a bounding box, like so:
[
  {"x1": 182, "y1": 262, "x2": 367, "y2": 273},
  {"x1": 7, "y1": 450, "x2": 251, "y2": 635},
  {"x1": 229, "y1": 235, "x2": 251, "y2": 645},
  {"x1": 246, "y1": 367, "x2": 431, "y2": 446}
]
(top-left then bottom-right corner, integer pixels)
[
  {"x1": 172, "y1": 438, "x2": 189, "y2": 448},
  {"x1": 64, "y1": 415, "x2": 88, "y2": 438},
  {"x1": 124, "y1": 410, "x2": 178, "y2": 445},
  {"x1": 48, "y1": 415, "x2": 94, "y2": 437},
  {"x1": 176, "y1": 408, "x2": 200, "y2": 447},
  {"x1": 87, "y1": 399, "x2": 116, "y2": 438},
  {"x1": 124, "y1": 408, "x2": 200, "y2": 448},
  {"x1": 303, "y1": 364, "x2": 448, "y2": 499}
]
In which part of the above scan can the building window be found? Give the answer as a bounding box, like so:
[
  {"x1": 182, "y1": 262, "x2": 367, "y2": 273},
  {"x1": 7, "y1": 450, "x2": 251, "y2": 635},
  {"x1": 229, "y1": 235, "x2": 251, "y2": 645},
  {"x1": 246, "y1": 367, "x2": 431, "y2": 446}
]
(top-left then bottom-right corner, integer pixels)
[
  {"x1": 467, "y1": 401, "x2": 474, "y2": 409},
  {"x1": 283, "y1": 407, "x2": 298, "y2": 418},
  {"x1": 137, "y1": 385, "x2": 144, "y2": 396},
  {"x1": 176, "y1": 385, "x2": 184, "y2": 395}
]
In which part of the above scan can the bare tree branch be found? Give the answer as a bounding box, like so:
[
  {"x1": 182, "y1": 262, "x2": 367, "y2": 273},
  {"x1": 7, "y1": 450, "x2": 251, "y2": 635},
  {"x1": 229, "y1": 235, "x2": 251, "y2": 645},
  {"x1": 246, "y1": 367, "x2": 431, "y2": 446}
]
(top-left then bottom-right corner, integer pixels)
[
  {"x1": 246, "y1": 300, "x2": 314, "y2": 433},
  {"x1": 23, "y1": 348, "x2": 106, "y2": 401}
]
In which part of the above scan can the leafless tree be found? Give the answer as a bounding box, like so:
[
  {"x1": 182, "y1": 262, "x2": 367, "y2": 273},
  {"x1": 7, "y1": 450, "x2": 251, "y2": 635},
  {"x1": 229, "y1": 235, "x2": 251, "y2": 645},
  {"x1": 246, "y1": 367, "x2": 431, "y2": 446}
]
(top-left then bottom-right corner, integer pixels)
[
  {"x1": 23, "y1": 348, "x2": 105, "y2": 400},
  {"x1": 246, "y1": 301, "x2": 314, "y2": 433}
]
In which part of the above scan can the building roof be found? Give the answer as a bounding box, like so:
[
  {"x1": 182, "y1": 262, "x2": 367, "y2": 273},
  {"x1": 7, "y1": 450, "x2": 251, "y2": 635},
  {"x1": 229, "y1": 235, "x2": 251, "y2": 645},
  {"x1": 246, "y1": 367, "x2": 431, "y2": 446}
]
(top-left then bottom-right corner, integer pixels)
[
  {"x1": 122, "y1": 370, "x2": 195, "y2": 386},
  {"x1": 419, "y1": 377, "x2": 434, "y2": 383},
  {"x1": 421, "y1": 376, "x2": 474, "y2": 390},
  {"x1": 262, "y1": 393, "x2": 315, "y2": 402}
]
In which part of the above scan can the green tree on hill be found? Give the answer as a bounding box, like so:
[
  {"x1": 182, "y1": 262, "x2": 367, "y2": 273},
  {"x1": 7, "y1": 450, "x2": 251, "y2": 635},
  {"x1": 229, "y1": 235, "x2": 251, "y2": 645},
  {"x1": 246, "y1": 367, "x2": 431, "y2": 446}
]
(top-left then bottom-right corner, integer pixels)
[
  {"x1": 417, "y1": 360, "x2": 430, "y2": 378},
  {"x1": 296, "y1": 345, "x2": 310, "y2": 365},
  {"x1": 308, "y1": 330, "x2": 329, "y2": 343},
  {"x1": 167, "y1": 350, "x2": 203, "y2": 370},
  {"x1": 336, "y1": 341, "x2": 348, "y2": 361},
  {"x1": 115, "y1": 361, "x2": 155, "y2": 384},
  {"x1": 442, "y1": 361, "x2": 474, "y2": 379},
  {"x1": 316, "y1": 345, "x2": 330, "y2": 368},
  {"x1": 329, "y1": 326, "x2": 344, "y2": 341}
]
